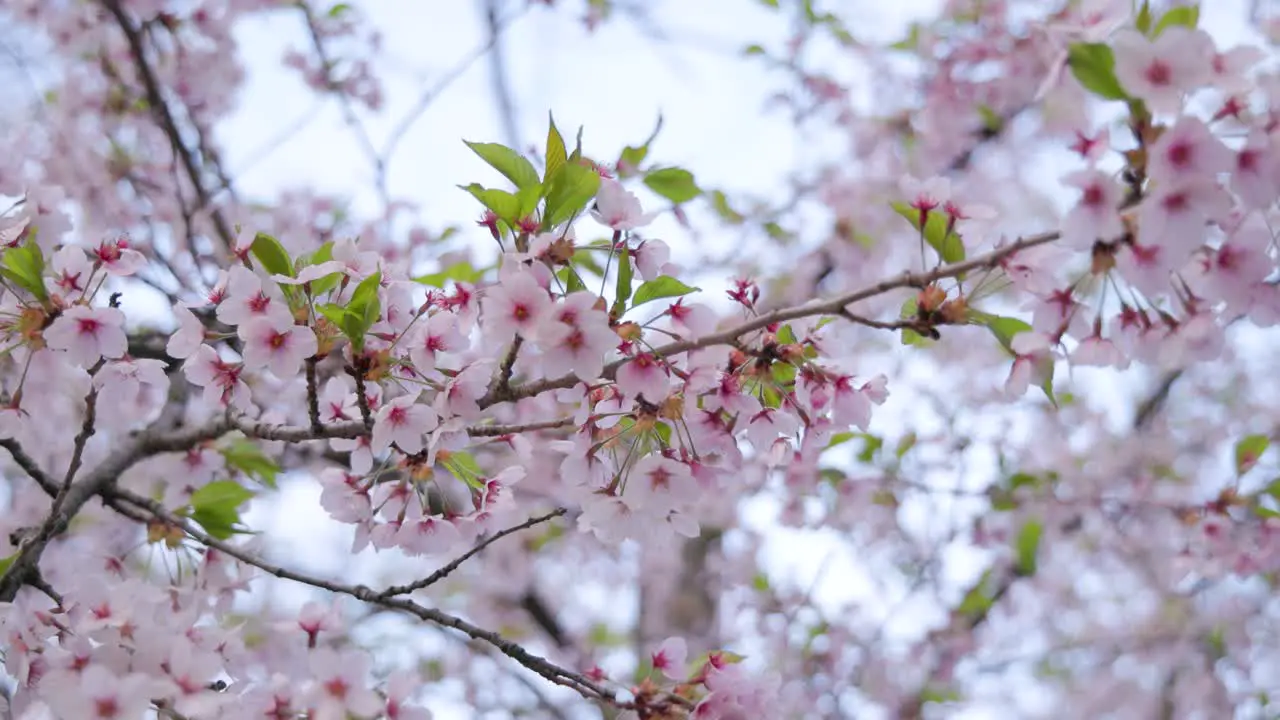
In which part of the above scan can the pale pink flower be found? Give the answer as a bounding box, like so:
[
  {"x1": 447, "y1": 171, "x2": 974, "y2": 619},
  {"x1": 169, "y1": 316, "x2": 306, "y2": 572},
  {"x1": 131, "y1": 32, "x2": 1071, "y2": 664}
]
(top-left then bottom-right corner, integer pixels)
[
  {"x1": 183, "y1": 345, "x2": 252, "y2": 410},
  {"x1": 397, "y1": 511, "x2": 462, "y2": 556},
  {"x1": 45, "y1": 664, "x2": 156, "y2": 719},
  {"x1": 383, "y1": 669, "x2": 433, "y2": 720},
  {"x1": 297, "y1": 599, "x2": 344, "y2": 647},
  {"x1": 628, "y1": 455, "x2": 697, "y2": 514},
  {"x1": 216, "y1": 265, "x2": 293, "y2": 328},
  {"x1": 238, "y1": 315, "x2": 318, "y2": 379},
  {"x1": 372, "y1": 393, "x2": 438, "y2": 455},
  {"x1": 44, "y1": 305, "x2": 127, "y2": 366},
  {"x1": 91, "y1": 234, "x2": 147, "y2": 276},
  {"x1": 592, "y1": 179, "x2": 658, "y2": 231},
  {"x1": 634, "y1": 238, "x2": 676, "y2": 280},
  {"x1": 539, "y1": 292, "x2": 616, "y2": 381},
  {"x1": 93, "y1": 358, "x2": 169, "y2": 423},
  {"x1": 667, "y1": 299, "x2": 716, "y2": 339},
  {"x1": 407, "y1": 310, "x2": 467, "y2": 376},
  {"x1": 900, "y1": 174, "x2": 951, "y2": 216},
  {"x1": 306, "y1": 648, "x2": 383, "y2": 720},
  {"x1": 272, "y1": 260, "x2": 346, "y2": 286},
  {"x1": 1112, "y1": 27, "x2": 1213, "y2": 115},
  {"x1": 1060, "y1": 169, "x2": 1125, "y2": 249},
  {"x1": 1147, "y1": 117, "x2": 1231, "y2": 185},
  {"x1": 1230, "y1": 130, "x2": 1278, "y2": 210},
  {"x1": 480, "y1": 271, "x2": 552, "y2": 343},
  {"x1": 1136, "y1": 179, "x2": 1229, "y2": 259},
  {"x1": 1004, "y1": 332, "x2": 1055, "y2": 398},
  {"x1": 167, "y1": 303, "x2": 206, "y2": 360},
  {"x1": 46, "y1": 245, "x2": 92, "y2": 299},
  {"x1": 616, "y1": 353, "x2": 671, "y2": 404},
  {"x1": 651, "y1": 636, "x2": 689, "y2": 681}
]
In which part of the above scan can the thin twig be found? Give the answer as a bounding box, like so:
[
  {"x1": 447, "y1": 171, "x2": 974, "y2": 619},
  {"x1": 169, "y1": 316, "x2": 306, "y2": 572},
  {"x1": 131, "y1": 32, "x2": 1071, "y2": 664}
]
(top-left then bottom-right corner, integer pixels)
[
  {"x1": 377, "y1": 508, "x2": 567, "y2": 599},
  {"x1": 483, "y1": 230, "x2": 1062, "y2": 407}
]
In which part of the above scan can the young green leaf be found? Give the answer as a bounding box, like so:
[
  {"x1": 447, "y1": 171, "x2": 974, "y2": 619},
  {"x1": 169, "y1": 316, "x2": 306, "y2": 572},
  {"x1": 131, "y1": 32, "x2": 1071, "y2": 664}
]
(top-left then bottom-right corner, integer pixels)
[
  {"x1": 251, "y1": 233, "x2": 294, "y2": 278},
  {"x1": 969, "y1": 311, "x2": 1033, "y2": 355},
  {"x1": 188, "y1": 480, "x2": 255, "y2": 540},
  {"x1": 543, "y1": 163, "x2": 601, "y2": 229},
  {"x1": 1, "y1": 241, "x2": 48, "y2": 302},
  {"x1": 464, "y1": 141, "x2": 541, "y2": 191},
  {"x1": 544, "y1": 113, "x2": 568, "y2": 185},
  {"x1": 643, "y1": 167, "x2": 701, "y2": 204},
  {"x1": 459, "y1": 184, "x2": 521, "y2": 223},
  {"x1": 1066, "y1": 43, "x2": 1129, "y2": 101},
  {"x1": 1014, "y1": 519, "x2": 1043, "y2": 576},
  {"x1": 1135, "y1": 0, "x2": 1153, "y2": 33},
  {"x1": 890, "y1": 202, "x2": 965, "y2": 264},
  {"x1": 630, "y1": 275, "x2": 699, "y2": 308},
  {"x1": 221, "y1": 439, "x2": 281, "y2": 489},
  {"x1": 1235, "y1": 434, "x2": 1270, "y2": 476},
  {"x1": 414, "y1": 261, "x2": 486, "y2": 288},
  {"x1": 1153, "y1": 4, "x2": 1199, "y2": 36}
]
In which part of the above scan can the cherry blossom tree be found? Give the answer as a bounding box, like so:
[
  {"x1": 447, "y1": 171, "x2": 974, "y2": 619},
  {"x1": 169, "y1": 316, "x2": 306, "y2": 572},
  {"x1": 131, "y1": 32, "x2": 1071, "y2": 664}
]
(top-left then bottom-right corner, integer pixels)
[{"x1": 0, "y1": 0, "x2": 1278, "y2": 718}]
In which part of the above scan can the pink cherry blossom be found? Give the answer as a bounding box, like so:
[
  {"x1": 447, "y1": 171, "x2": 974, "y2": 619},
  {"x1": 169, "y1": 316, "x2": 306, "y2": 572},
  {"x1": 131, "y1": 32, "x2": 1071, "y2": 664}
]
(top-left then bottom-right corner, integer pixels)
[
  {"x1": 539, "y1": 292, "x2": 617, "y2": 381},
  {"x1": 166, "y1": 303, "x2": 205, "y2": 359},
  {"x1": 43, "y1": 305, "x2": 127, "y2": 367},
  {"x1": 592, "y1": 179, "x2": 658, "y2": 231},
  {"x1": 480, "y1": 270, "x2": 552, "y2": 343},
  {"x1": 372, "y1": 393, "x2": 438, "y2": 455},
  {"x1": 306, "y1": 648, "x2": 384, "y2": 720},
  {"x1": 216, "y1": 264, "x2": 293, "y2": 329},
  {"x1": 1059, "y1": 169, "x2": 1125, "y2": 249},
  {"x1": 1112, "y1": 27, "x2": 1214, "y2": 115},
  {"x1": 615, "y1": 353, "x2": 671, "y2": 404},
  {"x1": 238, "y1": 314, "x2": 318, "y2": 379},
  {"x1": 651, "y1": 636, "x2": 689, "y2": 680}
]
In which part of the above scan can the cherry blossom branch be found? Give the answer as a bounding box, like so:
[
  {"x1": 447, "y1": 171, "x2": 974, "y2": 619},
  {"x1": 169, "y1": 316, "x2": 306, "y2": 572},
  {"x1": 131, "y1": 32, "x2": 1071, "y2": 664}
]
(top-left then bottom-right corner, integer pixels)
[
  {"x1": 376, "y1": 507, "x2": 567, "y2": 599},
  {"x1": 305, "y1": 356, "x2": 323, "y2": 433},
  {"x1": 104, "y1": 487, "x2": 638, "y2": 709},
  {"x1": 99, "y1": 0, "x2": 236, "y2": 252},
  {"x1": 485, "y1": 230, "x2": 1062, "y2": 407},
  {"x1": 61, "y1": 367, "x2": 102, "y2": 490}
]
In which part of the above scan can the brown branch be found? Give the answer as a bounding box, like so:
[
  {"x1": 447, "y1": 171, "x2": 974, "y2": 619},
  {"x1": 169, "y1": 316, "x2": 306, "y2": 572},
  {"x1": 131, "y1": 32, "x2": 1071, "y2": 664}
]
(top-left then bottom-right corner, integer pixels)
[
  {"x1": 99, "y1": 0, "x2": 235, "y2": 252},
  {"x1": 105, "y1": 487, "x2": 637, "y2": 708},
  {"x1": 377, "y1": 508, "x2": 567, "y2": 599},
  {"x1": 483, "y1": 230, "x2": 1062, "y2": 408},
  {"x1": 305, "y1": 356, "x2": 323, "y2": 433}
]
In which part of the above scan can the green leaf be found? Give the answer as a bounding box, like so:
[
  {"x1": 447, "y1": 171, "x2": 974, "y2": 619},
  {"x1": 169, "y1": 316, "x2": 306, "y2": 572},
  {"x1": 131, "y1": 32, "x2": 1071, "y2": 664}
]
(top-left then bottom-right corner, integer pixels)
[
  {"x1": 743, "y1": 44, "x2": 768, "y2": 56},
  {"x1": 570, "y1": 249, "x2": 605, "y2": 277},
  {"x1": 709, "y1": 190, "x2": 745, "y2": 224},
  {"x1": 1135, "y1": 0, "x2": 1153, "y2": 34},
  {"x1": 221, "y1": 439, "x2": 280, "y2": 489},
  {"x1": 1, "y1": 240, "x2": 47, "y2": 302},
  {"x1": 826, "y1": 431, "x2": 857, "y2": 450},
  {"x1": 316, "y1": 303, "x2": 348, "y2": 328},
  {"x1": 857, "y1": 434, "x2": 883, "y2": 463},
  {"x1": 327, "y1": 2, "x2": 353, "y2": 17},
  {"x1": 459, "y1": 184, "x2": 521, "y2": 224},
  {"x1": 543, "y1": 163, "x2": 601, "y2": 229},
  {"x1": 895, "y1": 432, "x2": 917, "y2": 459},
  {"x1": 1066, "y1": 42, "x2": 1130, "y2": 101},
  {"x1": 611, "y1": 246, "x2": 633, "y2": 316},
  {"x1": 544, "y1": 113, "x2": 567, "y2": 185},
  {"x1": 957, "y1": 570, "x2": 996, "y2": 618},
  {"x1": 445, "y1": 451, "x2": 485, "y2": 490},
  {"x1": 630, "y1": 275, "x2": 698, "y2": 308},
  {"x1": 463, "y1": 141, "x2": 541, "y2": 191},
  {"x1": 0, "y1": 553, "x2": 15, "y2": 576},
  {"x1": 414, "y1": 261, "x2": 486, "y2": 288},
  {"x1": 347, "y1": 271, "x2": 382, "y2": 334},
  {"x1": 898, "y1": 297, "x2": 931, "y2": 346},
  {"x1": 1014, "y1": 519, "x2": 1043, "y2": 576},
  {"x1": 188, "y1": 480, "x2": 255, "y2": 540},
  {"x1": 1235, "y1": 434, "x2": 1270, "y2": 476},
  {"x1": 1153, "y1": 4, "x2": 1199, "y2": 36},
  {"x1": 251, "y1": 233, "x2": 294, "y2": 278},
  {"x1": 643, "y1": 167, "x2": 701, "y2": 204},
  {"x1": 890, "y1": 202, "x2": 965, "y2": 264},
  {"x1": 969, "y1": 311, "x2": 1033, "y2": 355}
]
